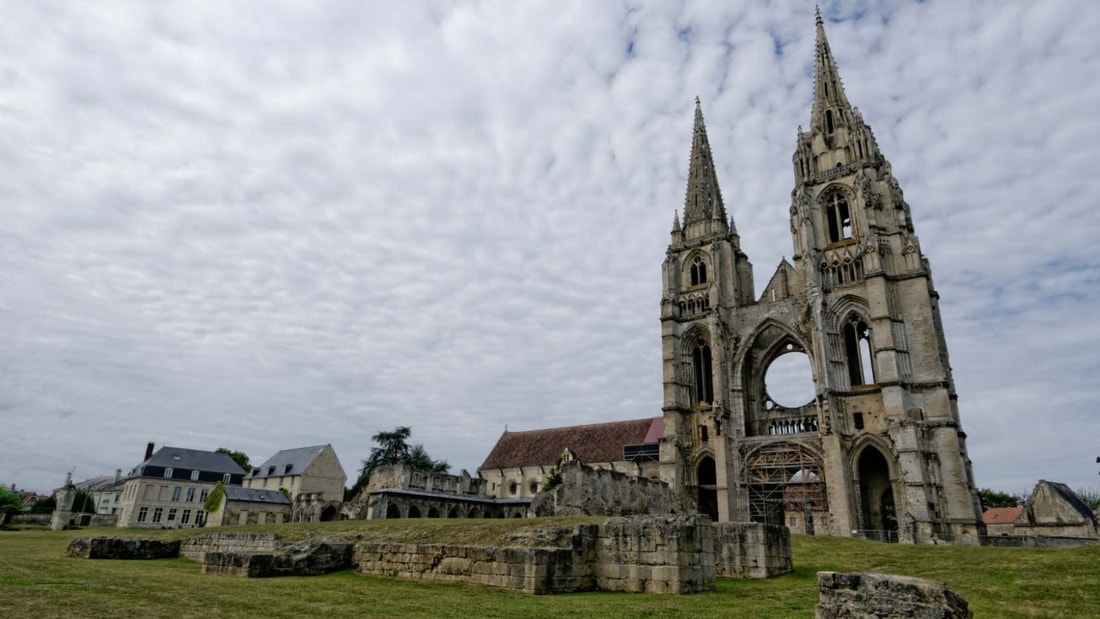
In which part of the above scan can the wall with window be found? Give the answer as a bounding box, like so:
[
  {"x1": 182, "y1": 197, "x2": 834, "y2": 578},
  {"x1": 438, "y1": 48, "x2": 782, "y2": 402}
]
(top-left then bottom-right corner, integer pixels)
[{"x1": 116, "y1": 477, "x2": 223, "y2": 528}]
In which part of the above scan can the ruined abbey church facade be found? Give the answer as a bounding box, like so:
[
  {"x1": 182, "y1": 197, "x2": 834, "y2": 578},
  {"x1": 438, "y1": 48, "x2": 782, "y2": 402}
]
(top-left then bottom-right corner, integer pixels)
[{"x1": 658, "y1": 14, "x2": 984, "y2": 544}]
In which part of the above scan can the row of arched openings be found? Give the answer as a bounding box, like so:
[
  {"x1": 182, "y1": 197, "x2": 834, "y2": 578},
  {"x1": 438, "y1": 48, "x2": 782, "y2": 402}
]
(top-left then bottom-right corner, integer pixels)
[{"x1": 384, "y1": 503, "x2": 523, "y2": 520}]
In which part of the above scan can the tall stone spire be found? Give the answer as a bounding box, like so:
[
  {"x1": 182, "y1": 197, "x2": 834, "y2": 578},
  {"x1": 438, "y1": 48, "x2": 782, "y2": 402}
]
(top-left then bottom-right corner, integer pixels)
[
  {"x1": 683, "y1": 97, "x2": 728, "y2": 228},
  {"x1": 809, "y1": 7, "x2": 854, "y2": 137}
]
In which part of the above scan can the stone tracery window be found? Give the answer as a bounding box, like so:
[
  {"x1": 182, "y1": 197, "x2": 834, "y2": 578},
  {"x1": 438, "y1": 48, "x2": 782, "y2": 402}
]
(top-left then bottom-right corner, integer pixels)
[
  {"x1": 825, "y1": 192, "x2": 852, "y2": 243},
  {"x1": 689, "y1": 255, "x2": 708, "y2": 286},
  {"x1": 843, "y1": 317, "x2": 875, "y2": 386},
  {"x1": 692, "y1": 342, "x2": 714, "y2": 404}
]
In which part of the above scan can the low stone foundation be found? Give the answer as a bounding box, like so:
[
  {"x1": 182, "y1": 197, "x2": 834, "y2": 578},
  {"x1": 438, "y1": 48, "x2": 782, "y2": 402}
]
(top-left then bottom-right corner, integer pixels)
[
  {"x1": 714, "y1": 522, "x2": 792, "y2": 578},
  {"x1": 980, "y1": 535, "x2": 1097, "y2": 549},
  {"x1": 815, "y1": 572, "x2": 972, "y2": 618},
  {"x1": 179, "y1": 532, "x2": 279, "y2": 561},
  {"x1": 66, "y1": 537, "x2": 181, "y2": 560},
  {"x1": 203, "y1": 541, "x2": 352, "y2": 577}
]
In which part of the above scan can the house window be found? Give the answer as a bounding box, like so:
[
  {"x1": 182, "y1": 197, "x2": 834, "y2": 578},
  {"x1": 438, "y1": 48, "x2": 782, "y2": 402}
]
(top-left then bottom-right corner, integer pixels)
[
  {"x1": 163, "y1": 468, "x2": 173, "y2": 479},
  {"x1": 689, "y1": 255, "x2": 708, "y2": 286},
  {"x1": 200, "y1": 489, "x2": 209, "y2": 502},
  {"x1": 167, "y1": 508, "x2": 177, "y2": 522},
  {"x1": 152, "y1": 508, "x2": 163, "y2": 523},
  {"x1": 181, "y1": 509, "x2": 191, "y2": 524},
  {"x1": 186, "y1": 488, "x2": 195, "y2": 502},
  {"x1": 137, "y1": 507, "x2": 148, "y2": 523},
  {"x1": 223, "y1": 473, "x2": 232, "y2": 483},
  {"x1": 825, "y1": 193, "x2": 852, "y2": 243},
  {"x1": 171, "y1": 487, "x2": 181, "y2": 501},
  {"x1": 268, "y1": 466, "x2": 276, "y2": 476},
  {"x1": 196, "y1": 510, "x2": 205, "y2": 526},
  {"x1": 843, "y1": 319, "x2": 875, "y2": 386},
  {"x1": 190, "y1": 470, "x2": 199, "y2": 481},
  {"x1": 284, "y1": 464, "x2": 294, "y2": 474},
  {"x1": 509, "y1": 481, "x2": 518, "y2": 496},
  {"x1": 692, "y1": 343, "x2": 714, "y2": 404}
]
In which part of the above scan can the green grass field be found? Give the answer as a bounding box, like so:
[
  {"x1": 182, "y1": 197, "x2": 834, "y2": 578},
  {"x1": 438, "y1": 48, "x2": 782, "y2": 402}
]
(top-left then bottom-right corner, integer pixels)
[{"x1": 2, "y1": 520, "x2": 1097, "y2": 618}]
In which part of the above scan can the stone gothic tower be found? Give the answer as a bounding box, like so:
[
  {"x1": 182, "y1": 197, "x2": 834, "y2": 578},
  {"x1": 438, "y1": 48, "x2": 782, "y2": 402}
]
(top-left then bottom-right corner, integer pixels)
[{"x1": 658, "y1": 11, "x2": 984, "y2": 544}]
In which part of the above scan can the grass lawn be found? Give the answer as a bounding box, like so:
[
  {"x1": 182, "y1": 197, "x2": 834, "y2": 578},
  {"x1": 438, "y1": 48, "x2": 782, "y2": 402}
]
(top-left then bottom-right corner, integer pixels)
[{"x1": 1, "y1": 520, "x2": 1098, "y2": 618}]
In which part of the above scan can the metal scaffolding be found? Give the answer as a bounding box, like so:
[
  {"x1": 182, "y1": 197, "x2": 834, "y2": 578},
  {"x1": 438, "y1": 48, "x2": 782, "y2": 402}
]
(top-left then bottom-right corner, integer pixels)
[{"x1": 746, "y1": 442, "x2": 827, "y2": 527}]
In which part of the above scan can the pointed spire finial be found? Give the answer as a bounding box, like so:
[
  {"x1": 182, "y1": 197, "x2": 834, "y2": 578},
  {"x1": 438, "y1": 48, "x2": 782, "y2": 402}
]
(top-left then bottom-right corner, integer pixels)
[
  {"x1": 673, "y1": 210, "x2": 682, "y2": 232},
  {"x1": 809, "y1": 8, "x2": 854, "y2": 136},
  {"x1": 682, "y1": 98, "x2": 729, "y2": 231},
  {"x1": 815, "y1": 5, "x2": 823, "y2": 27}
]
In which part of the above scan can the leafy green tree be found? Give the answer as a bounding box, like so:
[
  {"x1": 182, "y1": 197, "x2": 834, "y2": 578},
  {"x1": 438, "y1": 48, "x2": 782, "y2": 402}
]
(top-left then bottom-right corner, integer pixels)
[
  {"x1": 72, "y1": 490, "x2": 96, "y2": 514},
  {"x1": 345, "y1": 427, "x2": 450, "y2": 500},
  {"x1": 204, "y1": 481, "x2": 225, "y2": 513},
  {"x1": 978, "y1": 488, "x2": 1022, "y2": 510},
  {"x1": 0, "y1": 486, "x2": 22, "y2": 516},
  {"x1": 30, "y1": 495, "x2": 56, "y2": 514},
  {"x1": 216, "y1": 448, "x2": 251, "y2": 471}
]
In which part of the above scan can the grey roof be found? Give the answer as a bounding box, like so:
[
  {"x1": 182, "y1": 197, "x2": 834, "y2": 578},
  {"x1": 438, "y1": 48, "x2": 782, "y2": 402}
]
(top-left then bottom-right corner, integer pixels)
[
  {"x1": 224, "y1": 485, "x2": 293, "y2": 505},
  {"x1": 73, "y1": 475, "x2": 126, "y2": 492},
  {"x1": 246, "y1": 444, "x2": 332, "y2": 479},
  {"x1": 137, "y1": 446, "x2": 246, "y2": 476}
]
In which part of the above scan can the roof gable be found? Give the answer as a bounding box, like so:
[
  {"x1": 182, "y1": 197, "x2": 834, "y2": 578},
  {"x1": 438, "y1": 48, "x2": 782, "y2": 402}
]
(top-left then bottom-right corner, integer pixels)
[
  {"x1": 479, "y1": 418, "x2": 660, "y2": 470},
  {"x1": 247, "y1": 444, "x2": 332, "y2": 479}
]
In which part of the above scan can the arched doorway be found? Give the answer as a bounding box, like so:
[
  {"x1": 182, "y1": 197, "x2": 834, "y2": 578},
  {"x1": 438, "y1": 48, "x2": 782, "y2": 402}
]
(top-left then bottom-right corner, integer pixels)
[
  {"x1": 696, "y1": 456, "x2": 719, "y2": 521},
  {"x1": 447, "y1": 506, "x2": 460, "y2": 519},
  {"x1": 407, "y1": 505, "x2": 421, "y2": 518},
  {"x1": 857, "y1": 445, "x2": 897, "y2": 541},
  {"x1": 320, "y1": 505, "x2": 338, "y2": 521},
  {"x1": 427, "y1": 507, "x2": 440, "y2": 518},
  {"x1": 386, "y1": 504, "x2": 401, "y2": 519}
]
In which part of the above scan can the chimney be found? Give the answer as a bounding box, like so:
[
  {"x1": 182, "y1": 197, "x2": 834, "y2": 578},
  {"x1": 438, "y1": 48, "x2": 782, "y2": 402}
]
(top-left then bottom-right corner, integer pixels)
[
  {"x1": 144, "y1": 442, "x2": 155, "y2": 461},
  {"x1": 114, "y1": 469, "x2": 122, "y2": 483}
]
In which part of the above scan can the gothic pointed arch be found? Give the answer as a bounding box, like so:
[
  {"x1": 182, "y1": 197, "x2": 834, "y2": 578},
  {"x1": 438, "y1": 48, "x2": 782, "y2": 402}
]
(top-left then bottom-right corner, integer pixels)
[
  {"x1": 693, "y1": 451, "x2": 719, "y2": 522},
  {"x1": 736, "y1": 318, "x2": 818, "y2": 437},
  {"x1": 743, "y1": 441, "x2": 827, "y2": 528},
  {"x1": 681, "y1": 325, "x2": 715, "y2": 406},
  {"x1": 819, "y1": 184, "x2": 857, "y2": 244},
  {"x1": 823, "y1": 296, "x2": 876, "y2": 389},
  {"x1": 851, "y1": 439, "x2": 898, "y2": 540}
]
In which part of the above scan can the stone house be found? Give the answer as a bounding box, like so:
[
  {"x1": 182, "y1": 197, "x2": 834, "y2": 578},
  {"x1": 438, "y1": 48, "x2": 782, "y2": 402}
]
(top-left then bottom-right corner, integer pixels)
[
  {"x1": 981, "y1": 506, "x2": 1024, "y2": 537},
  {"x1": 478, "y1": 417, "x2": 663, "y2": 501},
  {"x1": 1011, "y1": 480, "x2": 1097, "y2": 539},
  {"x1": 244, "y1": 444, "x2": 346, "y2": 522},
  {"x1": 654, "y1": 12, "x2": 983, "y2": 544},
  {"x1": 116, "y1": 443, "x2": 246, "y2": 528},
  {"x1": 73, "y1": 470, "x2": 126, "y2": 516},
  {"x1": 205, "y1": 486, "x2": 292, "y2": 527}
]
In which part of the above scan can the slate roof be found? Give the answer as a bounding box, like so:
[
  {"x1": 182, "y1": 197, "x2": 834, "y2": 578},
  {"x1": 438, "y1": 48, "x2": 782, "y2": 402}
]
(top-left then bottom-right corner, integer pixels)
[
  {"x1": 224, "y1": 485, "x2": 292, "y2": 505},
  {"x1": 73, "y1": 475, "x2": 125, "y2": 493},
  {"x1": 135, "y1": 446, "x2": 246, "y2": 476},
  {"x1": 981, "y1": 506, "x2": 1023, "y2": 525},
  {"x1": 480, "y1": 418, "x2": 662, "y2": 470},
  {"x1": 246, "y1": 444, "x2": 332, "y2": 479}
]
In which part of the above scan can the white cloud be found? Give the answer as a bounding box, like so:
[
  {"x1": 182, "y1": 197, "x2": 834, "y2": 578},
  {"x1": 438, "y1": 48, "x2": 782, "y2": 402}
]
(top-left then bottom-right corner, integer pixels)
[{"x1": 1, "y1": 1, "x2": 1098, "y2": 497}]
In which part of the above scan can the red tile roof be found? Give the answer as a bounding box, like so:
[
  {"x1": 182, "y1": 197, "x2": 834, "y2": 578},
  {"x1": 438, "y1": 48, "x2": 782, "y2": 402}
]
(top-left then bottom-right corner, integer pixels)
[
  {"x1": 479, "y1": 417, "x2": 661, "y2": 470},
  {"x1": 982, "y1": 506, "x2": 1023, "y2": 525}
]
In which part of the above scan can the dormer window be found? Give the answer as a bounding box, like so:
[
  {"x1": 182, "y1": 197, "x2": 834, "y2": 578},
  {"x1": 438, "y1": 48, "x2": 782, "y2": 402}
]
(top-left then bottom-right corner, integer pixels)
[
  {"x1": 163, "y1": 468, "x2": 173, "y2": 479},
  {"x1": 190, "y1": 470, "x2": 199, "y2": 481},
  {"x1": 284, "y1": 464, "x2": 293, "y2": 474},
  {"x1": 268, "y1": 466, "x2": 276, "y2": 476},
  {"x1": 689, "y1": 256, "x2": 708, "y2": 286},
  {"x1": 825, "y1": 193, "x2": 852, "y2": 243}
]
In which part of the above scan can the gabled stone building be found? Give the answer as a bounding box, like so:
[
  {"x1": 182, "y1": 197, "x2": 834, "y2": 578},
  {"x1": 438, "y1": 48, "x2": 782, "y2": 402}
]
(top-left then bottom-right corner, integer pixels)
[
  {"x1": 244, "y1": 444, "x2": 346, "y2": 522},
  {"x1": 657, "y1": 11, "x2": 983, "y2": 544}
]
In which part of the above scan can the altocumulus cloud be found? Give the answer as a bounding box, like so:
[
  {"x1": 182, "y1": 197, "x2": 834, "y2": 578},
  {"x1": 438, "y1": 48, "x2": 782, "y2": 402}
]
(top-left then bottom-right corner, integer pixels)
[{"x1": 1, "y1": 1, "x2": 1098, "y2": 495}]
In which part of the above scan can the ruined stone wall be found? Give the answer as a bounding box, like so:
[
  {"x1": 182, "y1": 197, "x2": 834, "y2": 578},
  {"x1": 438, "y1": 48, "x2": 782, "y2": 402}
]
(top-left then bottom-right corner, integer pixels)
[
  {"x1": 179, "y1": 532, "x2": 279, "y2": 561},
  {"x1": 979, "y1": 535, "x2": 1097, "y2": 549},
  {"x1": 815, "y1": 571, "x2": 972, "y2": 618},
  {"x1": 533, "y1": 461, "x2": 679, "y2": 517},
  {"x1": 355, "y1": 542, "x2": 593, "y2": 594},
  {"x1": 713, "y1": 522, "x2": 793, "y2": 578},
  {"x1": 594, "y1": 515, "x2": 715, "y2": 594}
]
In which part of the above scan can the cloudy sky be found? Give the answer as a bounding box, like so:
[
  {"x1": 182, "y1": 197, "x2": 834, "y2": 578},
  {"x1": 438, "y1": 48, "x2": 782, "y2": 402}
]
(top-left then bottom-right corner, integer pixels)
[{"x1": 2, "y1": 1, "x2": 1098, "y2": 497}]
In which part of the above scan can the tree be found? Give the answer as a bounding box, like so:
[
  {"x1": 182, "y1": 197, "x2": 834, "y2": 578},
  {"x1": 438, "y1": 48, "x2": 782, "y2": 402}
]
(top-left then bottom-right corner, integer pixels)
[
  {"x1": 978, "y1": 488, "x2": 1022, "y2": 510},
  {"x1": 30, "y1": 495, "x2": 57, "y2": 514},
  {"x1": 72, "y1": 490, "x2": 96, "y2": 514},
  {"x1": 0, "y1": 486, "x2": 22, "y2": 516},
  {"x1": 345, "y1": 427, "x2": 450, "y2": 500},
  {"x1": 204, "y1": 481, "x2": 225, "y2": 513},
  {"x1": 216, "y1": 448, "x2": 251, "y2": 471},
  {"x1": 1075, "y1": 487, "x2": 1100, "y2": 512}
]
